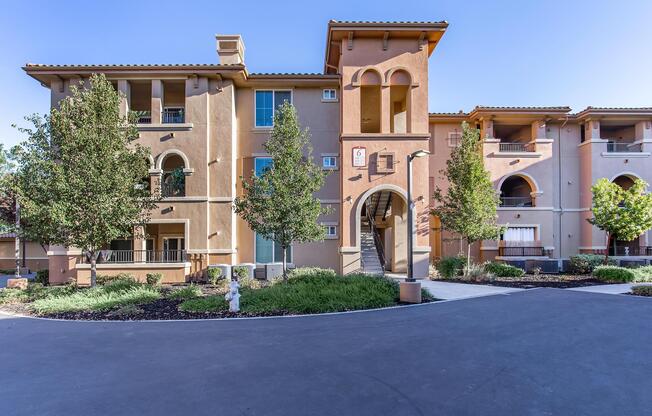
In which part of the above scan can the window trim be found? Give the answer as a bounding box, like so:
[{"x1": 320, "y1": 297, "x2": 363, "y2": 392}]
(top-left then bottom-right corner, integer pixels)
[
  {"x1": 448, "y1": 130, "x2": 462, "y2": 148},
  {"x1": 254, "y1": 89, "x2": 294, "y2": 128},
  {"x1": 324, "y1": 225, "x2": 337, "y2": 239},
  {"x1": 322, "y1": 155, "x2": 338, "y2": 170},
  {"x1": 322, "y1": 88, "x2": 337, "y2": 102}
]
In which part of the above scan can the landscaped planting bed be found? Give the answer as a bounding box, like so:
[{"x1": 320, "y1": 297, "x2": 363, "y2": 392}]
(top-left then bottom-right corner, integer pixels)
[{"x1": 0, "y1": 268, "x2": 434, "y2": 321}]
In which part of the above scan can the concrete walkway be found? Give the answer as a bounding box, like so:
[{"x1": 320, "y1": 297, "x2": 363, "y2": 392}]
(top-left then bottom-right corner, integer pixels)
[
  {"x1": 389, "y1": 276, "x2": 523, "y2": 300},
  {"x1": 568, "y1": 282, "x2": 652, "y2": 295}
]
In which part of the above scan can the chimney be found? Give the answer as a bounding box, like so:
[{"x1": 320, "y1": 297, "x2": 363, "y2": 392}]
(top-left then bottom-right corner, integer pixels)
[{"x1": 216, "y1": 35, "x2": 245, "y2": 65}]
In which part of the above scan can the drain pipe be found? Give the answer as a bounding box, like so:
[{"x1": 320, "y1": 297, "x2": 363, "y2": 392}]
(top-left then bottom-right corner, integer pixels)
[{"x1": 557, "y1": 115, "x2": 569, "y2": 264}]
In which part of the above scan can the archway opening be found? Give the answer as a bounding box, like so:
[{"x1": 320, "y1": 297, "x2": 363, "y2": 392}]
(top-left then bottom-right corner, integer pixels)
[
  {"x1": 389, "y1": 70, "x2": 411, "y2": 134},
  {"x1": 360, "y1": 70, "x2": 382, "y2": 133},
  {"x1": 161, "y1": 154, "x2": 186, "y2": 197},
  {"x1": 500, "y1": 175, "x2": 534, "y2": 207},
  {"x1": 359, "y1": 189, "x2": 408, "y2": 274},
  {"x1": 610, "y1": 174, "x2": 641, "y2": 255}
]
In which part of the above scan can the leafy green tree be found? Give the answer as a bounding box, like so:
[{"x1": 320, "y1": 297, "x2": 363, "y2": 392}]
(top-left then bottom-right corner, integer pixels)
[
  {"x1": 589, "y1": 178, "x2": 652, "y2": 264},
  {"x1": 432, "y1": 122, "x2": 501, "y2": 271},
  {"x1": 0, "y1": 144, "x2": 16, "y2": 232},
  {"x1": 12, "y1": 74, "x2": 159, "y2": 286},
  {"x1": 234, "y1": 102, "x2": 329, "y2": 279}
]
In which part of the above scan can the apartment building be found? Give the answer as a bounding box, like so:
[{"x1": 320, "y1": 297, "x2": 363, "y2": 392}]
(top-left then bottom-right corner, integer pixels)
[{"x1": 11, "y1": 20, "x2": 652, "y2": 283}]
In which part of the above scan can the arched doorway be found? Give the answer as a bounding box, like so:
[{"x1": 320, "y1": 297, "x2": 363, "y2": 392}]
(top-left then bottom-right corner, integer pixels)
[
  {"x1": 610, "y1": 174, "x2": 642, "y2": 255},
  {"x1": 356, "y1": 186, "x2": 408, "y2": 274}
]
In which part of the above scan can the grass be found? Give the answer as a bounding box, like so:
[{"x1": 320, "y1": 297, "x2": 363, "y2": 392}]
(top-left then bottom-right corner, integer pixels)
[
  {"x1": 180, "y1": 271, "x2": 432, "y2": 314},
  {"x1": 167, "y1": 284, "x2": 202, "y2": 300}
]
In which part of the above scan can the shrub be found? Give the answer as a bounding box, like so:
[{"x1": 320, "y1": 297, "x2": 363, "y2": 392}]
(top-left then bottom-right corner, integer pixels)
[
  {"x1": 631, "y1": 285, "x2": 652, "y2": 296},
  {"x1": 207, "y1": 268, "x2": 224, "y2": 285},
  {"x1": 30, "y1": 285, "x2": 160, "y2": 314},
  {"x1": 232, "y1": 266, "x2": 249, "y2": 280},
  {"x1": 35, "y1": 269, "x2": 49, "y2": 285},
  {"x1": 97, "y1": 273, "x2": 134, "y2": 285},
  {"x1": 484, "y1": 262, "x2": 525, "y2": 278},
  {"x1": 435, "y1": 256, "x2": 466, "y2": 279},
  {"x1": 289, "y1": 267, "x2": 337, "y2": 280},
  {"x1": 98, "y1": 276, "x2": 140, "y2": 293},
  {"x1": 461, "y1": 263, "x2": 493, "y2": 283},
  {"x1": 593, "y1": 265, "x2": 636, "y2": 283},
  {"x1": 568, "y1": 254, "x2": 615, "y2": 274},
  {"x1": 168, "y1": 284, "x2": 202, "y2": 300},
  {"x1": 233, "y1": 266, "x2": 259, "y2": 289},
  {"x1": 631, "y1": 266, "x2": 652, "y2": 282},
  {"x1": 146, "y1": 273, "x2": 163, "y2": 286}
]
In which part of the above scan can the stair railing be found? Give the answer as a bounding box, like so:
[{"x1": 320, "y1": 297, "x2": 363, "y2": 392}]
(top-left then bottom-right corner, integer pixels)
[{"x1": 365, "y1": 204, "x2": 387, "y2": 273}]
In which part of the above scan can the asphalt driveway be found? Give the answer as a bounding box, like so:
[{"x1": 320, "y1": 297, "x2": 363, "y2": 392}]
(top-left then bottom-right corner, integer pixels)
[{"x1": 1, "y1": 289, "x2": 651, "y2": 416}]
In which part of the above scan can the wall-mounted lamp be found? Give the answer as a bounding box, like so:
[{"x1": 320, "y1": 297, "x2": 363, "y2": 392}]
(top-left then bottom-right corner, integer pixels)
[
  {"x1": 515, "y1": 213, "x2": 521, "y2": 219},
  {"x1": 170, "y1": 132, "x2": 175, "y2": 138}
]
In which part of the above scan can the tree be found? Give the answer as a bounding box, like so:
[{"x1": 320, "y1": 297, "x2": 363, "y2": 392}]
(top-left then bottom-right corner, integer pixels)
[
  {"x1": 0, "y1": 144, "x2": 16, "y2": 232},
  {"x1": 432, "y1": 122, "x2": 501, "y2": 271},
  {"x1": 12, "y1": 74, "x2": 159, "y2": 286},
  {"x1": 588, "y1": 178, "x2": 652, "y2": 264},
  {"x1": 234, "y1": 102, "x2": 329, "y2": 279}
]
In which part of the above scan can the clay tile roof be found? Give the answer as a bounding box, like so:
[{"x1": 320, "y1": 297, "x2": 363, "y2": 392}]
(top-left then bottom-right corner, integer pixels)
[
  {"x1": 0, "y1": 232, "x2": 16, "y2": 239},
  {"x1": 429, "y1": 111, "x2": 469, "y2": 117},
  {"x1": 249, "y1": 72, "x2": 334, "y2": 77},
  {"x1": 472, "y1": 105, "x2": 571, "y2": 112},
  {"x1": 24, "y1": 63, "x2": 244, "y2": 70},
  {"x1": 574, "y1": 106, "x2": 652, "y2": 117}
]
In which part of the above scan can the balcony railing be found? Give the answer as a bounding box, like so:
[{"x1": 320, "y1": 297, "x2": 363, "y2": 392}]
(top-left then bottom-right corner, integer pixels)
[
  {"x1": 161, "y1": 181, "x2": 185, "y2": 198},
  {"x1": 163, "y1": 107, "x2": 185, "y2": 124},
  {"x1": 500, "y1": 196, "x2": 533, "y2": 207},
  {"x1": 136, "y1": 111, "x2": 152, "y2": 124},
  {"x1": 606, "y1": 141, "x2": 641, "y2": 153},
  {"x1": 498, "y1": 246, "x2": 545, "y2": 257},
  {"x1": 499, "y1": 142, "x2": 535, "y2": 152},
  {"x1": 610, "y1": 246, "x2": 652, "y2": 256},
  {"x1": 83, "y1": 250, "x2": 187, "y2": 264}
]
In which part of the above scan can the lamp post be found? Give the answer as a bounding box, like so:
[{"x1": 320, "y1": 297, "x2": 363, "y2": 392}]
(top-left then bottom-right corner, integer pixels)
[{"x1": 400, "y1": 149, "x2": 430, "y2": 302}]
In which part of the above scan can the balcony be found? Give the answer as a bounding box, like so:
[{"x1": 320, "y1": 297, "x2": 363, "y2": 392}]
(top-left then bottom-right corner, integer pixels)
[
  {"x1": 136, "y1": 111, "x2": 152, "y2": 124},
  {"x1": 163, "y1": 107, "x2": 185, "y2": 124},
  {"x1": 498, "y1": 142, "x2": 535, "y2": 153},
  {"x1": 499, "y1": 196, "x2": 533, "y2": 207},
  {"x1": 83, "y1": 250, "x2": 187, "y2": 264},
  {"x1": 161, "y1": 181, "x2": 185, "y2": 198},
  {"x1": 606, "y1": 141, "x2": 642, "y2": 153},
  {"x1": 498, "y1": 246, "x2": 545, "y2": 257}
]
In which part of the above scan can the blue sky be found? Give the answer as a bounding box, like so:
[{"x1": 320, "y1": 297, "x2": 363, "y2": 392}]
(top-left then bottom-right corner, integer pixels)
[{"x1": 2, "y1": 0, "x2": 651, "y2": 147}]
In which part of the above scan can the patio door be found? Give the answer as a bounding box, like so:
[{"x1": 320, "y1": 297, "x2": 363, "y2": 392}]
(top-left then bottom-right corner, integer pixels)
[{"x1": 163, "y1": 237, "x2": 185, "y2": 262}]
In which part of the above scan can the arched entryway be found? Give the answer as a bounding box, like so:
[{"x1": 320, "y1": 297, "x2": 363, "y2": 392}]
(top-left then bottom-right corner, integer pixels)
[
  {"x1": 609, "y1": 174, "x2": 643, "y2": 255},
  {"x1": 355, "y1": 185, "x2": 408, "y2": 274}
]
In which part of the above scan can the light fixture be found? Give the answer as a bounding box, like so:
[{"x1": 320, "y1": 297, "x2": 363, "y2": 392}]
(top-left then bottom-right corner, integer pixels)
[{"x1": 409, "y1": 149, "x2": 431, "y2": 160}]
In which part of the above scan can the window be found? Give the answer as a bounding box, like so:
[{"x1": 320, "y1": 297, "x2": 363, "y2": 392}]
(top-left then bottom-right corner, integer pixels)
[
  {"x1": 376, "y1": 152, "x2": 395, "y2": 174},
  {"x1": 322, "y1": 89, "x2": 337, "y2": 101},
  {"x1": 322, "y1": 156, "x2": 337, "y2": 169},
  {"x1": 255, "y1": 233, "x2": 292, "y2": 263},
  {"x1": 254, "y1": 157, "x2": 273, "y2": 176},
  {"x1": 501, "y1": 227, "x2": 536, "y2": 242},
  {"x1": 448, "y1": 131, "x2": 462, "y2": 147},
  {"x1": 325, "y1": 225, "x2": 337, "y2": 237},
  {"x1": 255, "y1": 90, "x2": 292, "y2": 127}
]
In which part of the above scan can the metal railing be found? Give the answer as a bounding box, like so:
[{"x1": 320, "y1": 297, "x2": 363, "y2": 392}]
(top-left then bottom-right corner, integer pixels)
[
  {"x1": 500, "y1": 196, "x2": 534, "y2": 207},
  {"x1": 498, "y1": 246, "x2": 545, "y2": 257},
  {"x1": 365, "y1": 204, "x2": 386, "y2": 272},
  {"x1": 610, "y1": 246, "x2": 652, "y2": 256},
  {"x1": 606, "y1": 141, "x2": 641, "y2": 153},
  {"x1": 83, "y1": 250, "x2": 187, "y2": 264},
  {"x1": 163, "y1": 107, "x2": 185, "y2": 124},
  {"x1": 161, "y1": 181, "x2": 185, "y2": 197},
  {"x1": 136, "y1": 111, "x2": 152, "y2": 124},
  {"x1": 499, "y1": 142, "x2": 535, "y2": 152}
]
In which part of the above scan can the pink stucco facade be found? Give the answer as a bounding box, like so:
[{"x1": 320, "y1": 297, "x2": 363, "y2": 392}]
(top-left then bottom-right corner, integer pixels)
[{"x1": 15, "y1": 20, "x2": 652, "y2": 283}]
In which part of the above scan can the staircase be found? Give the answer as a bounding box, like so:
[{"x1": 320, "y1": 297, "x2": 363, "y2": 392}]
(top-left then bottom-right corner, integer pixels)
[{"x1": 360, "y1": 222, "x2": 384, "y2": 275}]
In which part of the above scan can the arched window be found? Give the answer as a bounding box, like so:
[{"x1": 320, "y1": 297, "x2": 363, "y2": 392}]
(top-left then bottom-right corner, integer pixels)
[
  {"x1": 613, "y1": 175, "x2": 636, "y2": 190},
  {"x1": 161, "y1": 154, "x2": 186, "y2": 197},
  {"x1": 500, "y1": 175, "x2": 534, "y2": 207},
  {"x1": 359, "y1": 69, "x2": 382, "y2": 133},
  {"x1": 389, "y1": 70, "x2": 411, "y2": 133}
]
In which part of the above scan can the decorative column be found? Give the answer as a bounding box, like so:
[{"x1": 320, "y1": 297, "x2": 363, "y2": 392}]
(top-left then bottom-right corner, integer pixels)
[
  {"x1": 117, "y1": 80, "x2": 131, "y2": 117},
  {"x1": 151, "y1": 80, "x2": 163, "y2": 124}
]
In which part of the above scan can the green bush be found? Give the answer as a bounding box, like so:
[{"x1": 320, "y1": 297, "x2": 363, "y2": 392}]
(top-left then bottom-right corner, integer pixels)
[
  {"x1": 593, "y1": 265, "x2": 636, "y2": 283},
  {"x1": 146, "y1": 273, "x2": 163, "y2": 286},
  {"x1": 180, "y1": 273, "x2": 402, "y2": 314},
  {"x1": 484, "y1": 262, "x2": 525, "y2": 278},
  {"x1": 435, "y1": 256, "x2": 466, "y2": 279},
  {"x1": 0, "y1": 283, "x2": 77, "y2": 305},
  {"x1": 97, "y1": 272, "x2": 135, "y2": 285},
  {"x1": 30, "y1": 285, "x2": 160, "y2": 314},
  {"x1": 206, "y1": 268, "x2": 224, "y2": 285},
  {"x1": 35, "y1": 269, "x2": 49, "y2": 285},
  {"x1": 461, "y1": 263, "x2": 492, "y2": 282},
  {"x1": 289, "y1": 267, "x2": 337, "y2": 280},
  {"x1": 232, "y1": 266, "x2": 249, "y2": 280},
  {"x1": 568, "y1": 254, "x2": 615, "y2": 274},
  {"x1": 631, "y1": 285, "x2": 652, "y2": 296},
  {"x1": 102, "y1": 276, "x2": 140, "y2": 293},
  {"x1": 631, "y1": 266, "x2": 652, "y2": 282},
  {"x1": 168, "y1": 284, "x2": 202, "y2": 300}
]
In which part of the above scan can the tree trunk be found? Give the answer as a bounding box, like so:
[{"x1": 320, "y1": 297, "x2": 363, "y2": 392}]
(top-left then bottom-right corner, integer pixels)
[
  {"x1": 466, "y1": 240, "x2": 472, "y2": 273},
  {"x1": 282, "y1": 246, "x2": 288, "y2": 281},
  {"x1": 14, "y1": 199, "x2": 20, "y2": 278},
  {"x1": 604, "y1": 232, "x2": 612, "y2": 265},
  {"x1": 90, "y1": 251, "x2": 97, "y2": 287}
]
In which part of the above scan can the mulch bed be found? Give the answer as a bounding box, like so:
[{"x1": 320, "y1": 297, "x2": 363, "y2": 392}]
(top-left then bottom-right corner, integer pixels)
[{"x1": 431, "y1": 274, "x2": 614, "y2": 289}]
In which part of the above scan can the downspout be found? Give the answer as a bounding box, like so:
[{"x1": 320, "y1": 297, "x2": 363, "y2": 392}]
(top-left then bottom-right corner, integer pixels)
[{"x1": 557, "y1": 115, "x2": 569, "y2": 262}]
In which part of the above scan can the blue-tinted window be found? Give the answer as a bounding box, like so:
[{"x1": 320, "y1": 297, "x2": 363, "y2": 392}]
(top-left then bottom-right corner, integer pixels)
[
  {"x1": 254, "y1": 157, "x2": 273, "y2": 176},
  {"x1": 255, "y1": 90, "x2": 291, "y2": 127},
  {"x1": 255, "y1": 234, "x2": 292, "y2": 264}
]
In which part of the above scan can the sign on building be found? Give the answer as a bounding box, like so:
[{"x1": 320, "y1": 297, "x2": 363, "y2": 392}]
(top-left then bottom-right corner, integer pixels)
[{"x1": 352, "y1": 146, "x2": 366, "y2": 167}]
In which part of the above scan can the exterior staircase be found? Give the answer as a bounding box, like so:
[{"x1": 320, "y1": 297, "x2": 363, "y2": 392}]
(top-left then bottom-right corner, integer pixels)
[{"x1": 360, "y1": 222, "x2": 384, "y2": 275}]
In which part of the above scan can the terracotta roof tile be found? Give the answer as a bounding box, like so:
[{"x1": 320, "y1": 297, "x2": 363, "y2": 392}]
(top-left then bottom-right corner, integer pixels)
[
  {"x1": 472, "y1": 105, "x2": 571, "y2": 112},
  {"x1": 329, "y1": 20, "x2": 448, "y2": 25}
]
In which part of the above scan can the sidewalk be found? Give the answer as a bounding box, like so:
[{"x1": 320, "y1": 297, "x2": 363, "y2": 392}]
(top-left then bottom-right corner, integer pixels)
[
  {"x1": 389, "y1": 275, "x2": 523, "y2": 300},
  {"x1": 568, "y1": 282, "x2": 652, "y2": 295}
]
